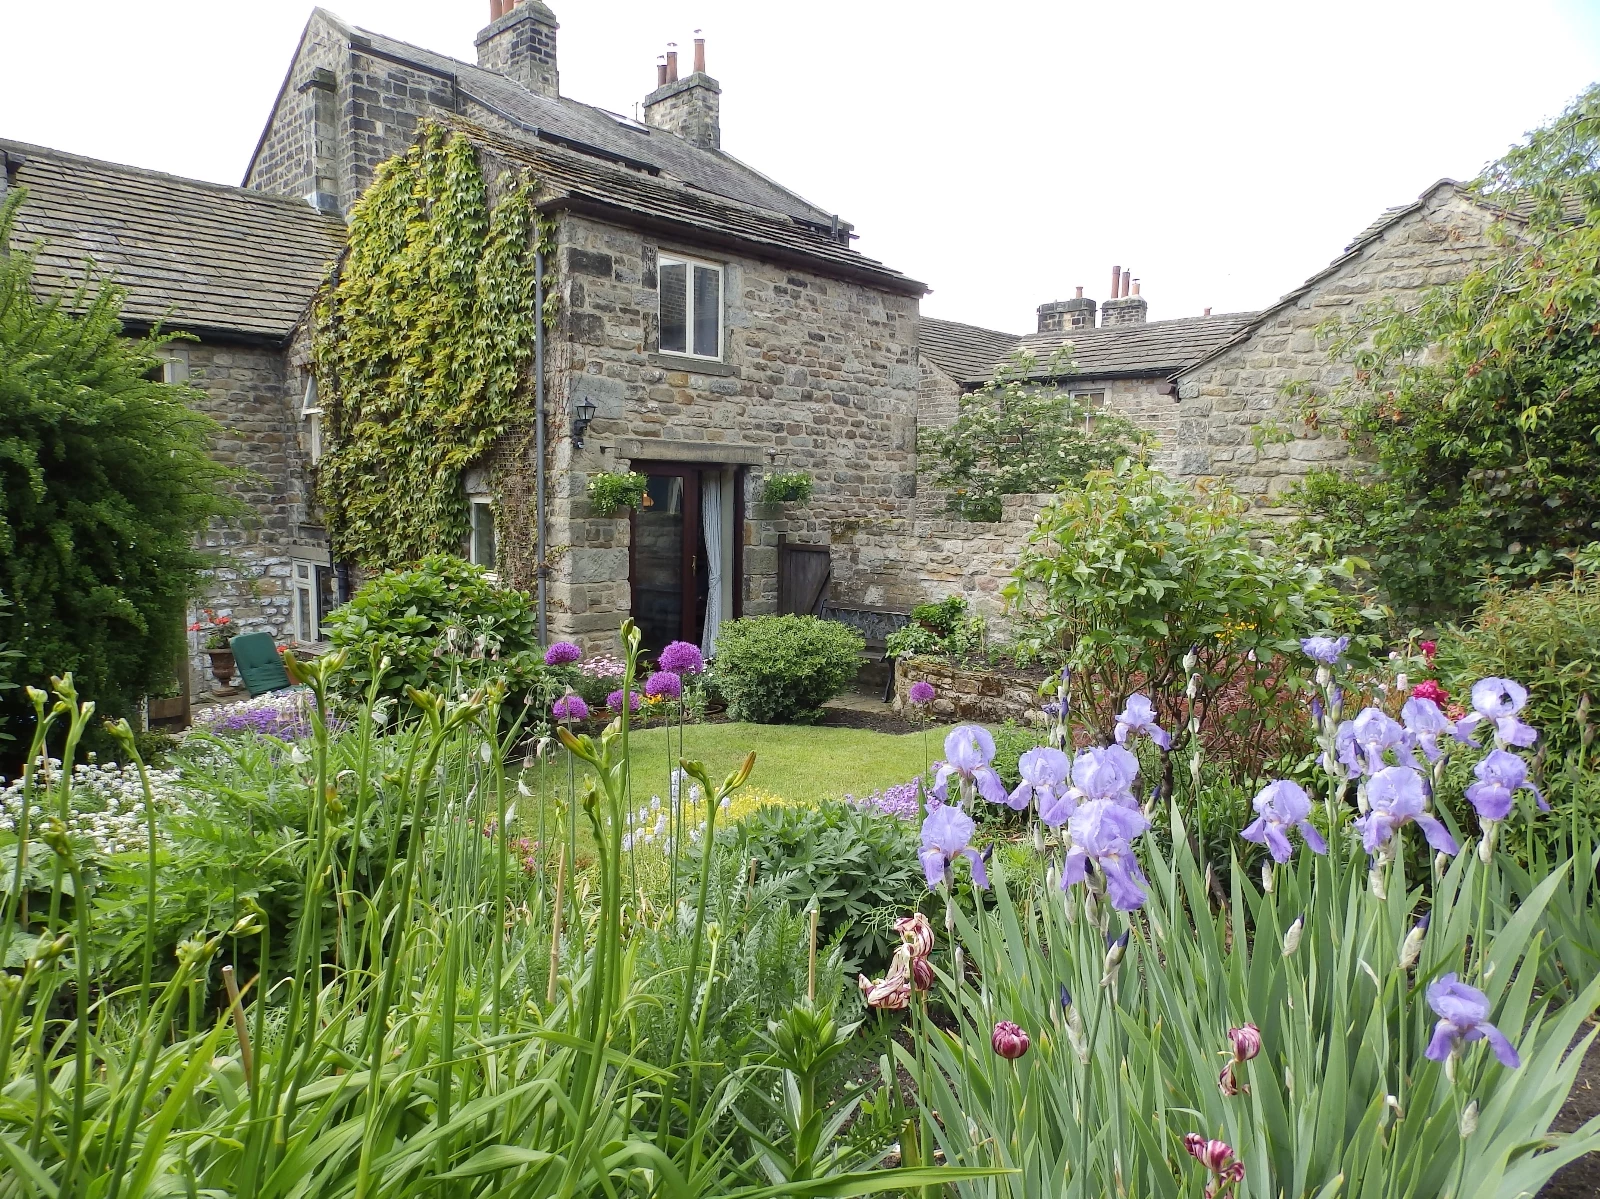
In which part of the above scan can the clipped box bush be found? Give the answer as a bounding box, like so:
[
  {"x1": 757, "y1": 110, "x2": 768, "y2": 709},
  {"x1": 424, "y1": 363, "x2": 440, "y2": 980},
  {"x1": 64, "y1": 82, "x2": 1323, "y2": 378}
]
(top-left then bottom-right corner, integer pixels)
[{"x1": 712, "y1": 614, "x2": 863, "y2": 724}]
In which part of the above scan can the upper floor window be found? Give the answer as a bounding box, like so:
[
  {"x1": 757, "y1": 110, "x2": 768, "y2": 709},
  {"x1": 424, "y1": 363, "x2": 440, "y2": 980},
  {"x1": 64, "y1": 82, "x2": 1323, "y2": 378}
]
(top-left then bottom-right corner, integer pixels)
[
  {"x1": 469, "y1": 498, "x2": 497, "y2": 575},
  {"x1": 658, "y1": 253, "x2": 722, "y2": 359},
  {"x1": 301, "y1": 377, "x2": 324, "y2": 464}
]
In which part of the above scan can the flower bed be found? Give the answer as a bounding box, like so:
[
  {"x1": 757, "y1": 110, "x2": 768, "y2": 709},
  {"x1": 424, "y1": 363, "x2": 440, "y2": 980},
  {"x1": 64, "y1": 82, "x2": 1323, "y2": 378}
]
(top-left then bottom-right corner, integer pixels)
[{"x1": 891, "y1": 654, "x2": 1049, "y2": 724}]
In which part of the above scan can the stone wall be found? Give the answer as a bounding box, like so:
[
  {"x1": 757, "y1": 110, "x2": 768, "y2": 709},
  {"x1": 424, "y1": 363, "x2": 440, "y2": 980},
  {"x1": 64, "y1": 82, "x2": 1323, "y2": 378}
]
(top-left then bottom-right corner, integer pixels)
[
  {"x1": 891, "y1": 655, "x2": 1049, "y2": 725},
  {"x1": 1173, "y1": 185, "x2": 1501, "y2": 513}
]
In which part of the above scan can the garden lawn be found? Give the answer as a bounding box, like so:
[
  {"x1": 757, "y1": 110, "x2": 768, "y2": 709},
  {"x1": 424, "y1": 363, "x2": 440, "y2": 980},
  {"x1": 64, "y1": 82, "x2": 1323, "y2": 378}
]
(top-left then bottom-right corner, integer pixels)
[{"x1": 622, "y1": 721, "x2": 951, "y2": 807}]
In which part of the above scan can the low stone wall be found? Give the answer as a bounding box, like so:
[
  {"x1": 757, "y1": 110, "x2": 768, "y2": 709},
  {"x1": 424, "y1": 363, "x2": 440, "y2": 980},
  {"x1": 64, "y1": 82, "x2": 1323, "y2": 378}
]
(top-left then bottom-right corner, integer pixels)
[{"x1": 891, "y1": 654, "x2": 1050, "y2": 726}]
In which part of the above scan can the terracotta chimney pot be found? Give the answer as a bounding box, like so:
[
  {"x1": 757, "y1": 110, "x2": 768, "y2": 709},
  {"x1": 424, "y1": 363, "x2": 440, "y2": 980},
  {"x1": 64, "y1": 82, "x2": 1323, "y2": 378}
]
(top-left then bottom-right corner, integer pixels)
[{"x1": 694, "y1": 34, "x2": 705, "y2": 73}]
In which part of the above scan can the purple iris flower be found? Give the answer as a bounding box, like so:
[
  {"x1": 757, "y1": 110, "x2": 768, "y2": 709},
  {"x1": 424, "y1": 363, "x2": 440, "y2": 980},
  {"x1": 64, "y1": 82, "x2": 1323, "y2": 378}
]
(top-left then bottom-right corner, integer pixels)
[
  {"x1": 1351, "y1": 707, "x2": 1418, "y2": 773},
  {"x1": 1114, "y1": 694, "x2": 1171, "y2": 750},
  {"x1": 544, "y1": 641, "x2": 583, "y2": 666},
  {"x1": 932, "y1": 725, "x2": 1008, "y2": 805},
  {"x1": 1300, "y1": 635, "x2": 1350, "y2": 665},
  {"x1": 551, "y1": 693, "x2": 589, "y2": 722},
  {"x1": 909, "y1": 681, "x2": 936, "y2": 705},
  {"x1": 1457, "y1": 678, "x2": 1538, "y2": 748},
  {"x1": 658, "y1": 640, "x2": 705, "y2": 675},
  {"x1": 919, "y1": 804, "x2": 989, "y2": 890},
  {"x1": 1353, "y1": 765, "x2": 1458, "y2": 857},
  {"x1": 1424, "y1": 974, "x2": 1520, "y2": 1068},
  {"x1": 644, "y1": 670, "x2": 682, "y2": 701},
  {"x1": 1069, "y1": 744, "x2": 1140, "y2": 808},
  {"x1": 1061, "y1": 799, "x2": 1150, "y2": 911},
  {"x1": 1241, "y1": 779, "x2": 1328, "y2": 863},
  {"x1": 1401, "y1": 696, "x2": 1455, "y2": 762},
  {"x1": 1465, "y1": 749, "x2": 1547, "y2": 821},
  {"x1": 1008, "y1": 746, "x2": 1070, "y2": 815}
]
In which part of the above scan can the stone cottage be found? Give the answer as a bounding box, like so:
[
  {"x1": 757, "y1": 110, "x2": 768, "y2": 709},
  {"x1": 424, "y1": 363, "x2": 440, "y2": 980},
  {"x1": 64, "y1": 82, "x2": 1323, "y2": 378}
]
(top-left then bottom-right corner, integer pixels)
[{"x1": 0, "y1": 138, "x2": 345, "y2": 695}]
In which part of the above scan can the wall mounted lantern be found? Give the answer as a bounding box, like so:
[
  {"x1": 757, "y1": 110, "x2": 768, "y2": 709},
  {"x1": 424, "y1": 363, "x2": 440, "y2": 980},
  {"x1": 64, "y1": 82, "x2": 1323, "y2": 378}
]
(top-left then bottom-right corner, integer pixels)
[{"x1": 572, "y1": 398, "x2": 597, "y2": 448}]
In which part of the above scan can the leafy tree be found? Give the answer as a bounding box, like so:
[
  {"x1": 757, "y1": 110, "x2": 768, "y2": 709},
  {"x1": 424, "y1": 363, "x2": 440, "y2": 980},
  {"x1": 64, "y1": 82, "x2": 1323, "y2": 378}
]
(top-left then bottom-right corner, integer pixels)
[
  {"x1": 0, "y1": 192, "x2": 237, "y2": 752},
  {"x1": 925, "y1": 349, "x2": 1146, "y2": 521},
  {"x1": 1292, "y1": 83, "x2": 1600, "y2": 619}
]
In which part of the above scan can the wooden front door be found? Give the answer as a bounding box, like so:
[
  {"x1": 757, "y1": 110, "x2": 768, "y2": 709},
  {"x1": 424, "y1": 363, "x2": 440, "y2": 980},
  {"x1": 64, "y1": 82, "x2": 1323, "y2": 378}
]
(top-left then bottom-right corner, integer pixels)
[{"x1": 629, "y1": 464, "x2": 704, "y2": 653}]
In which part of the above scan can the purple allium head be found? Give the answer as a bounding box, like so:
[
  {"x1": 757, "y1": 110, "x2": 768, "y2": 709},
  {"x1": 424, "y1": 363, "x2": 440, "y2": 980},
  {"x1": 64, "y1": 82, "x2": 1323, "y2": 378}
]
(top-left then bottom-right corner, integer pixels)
[
  {"x1": 1424, "y1": 974, "x2": 1520, "y2": 1068},
  {"x1": 544, "y1": 641, "x2": 582, "y2": 666},
  {"x1": 909, "y1": 681, "x2": 936, "y2": 706},
  {"x1": 658, "y1": 641, "x2": 704, "y2": 675},
  {"x1": 644, "y1": 670, "x2": 682, "y2": 701},
  {"x1": 551, "y1": 693, "x2": 589, "y2": 722},
  {"x1": 1300, "y1": 634, "x2": 1350, "y2": 666},
  {"x1": 607, "y1": 688, "x2": 642, "y2": 713}
]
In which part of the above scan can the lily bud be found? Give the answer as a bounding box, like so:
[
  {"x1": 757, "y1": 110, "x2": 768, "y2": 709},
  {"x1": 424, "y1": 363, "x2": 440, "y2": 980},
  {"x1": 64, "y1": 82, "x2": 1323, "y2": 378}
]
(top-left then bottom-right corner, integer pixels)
[
  {"x1": 991, "y1": 1020, "x2": 1030, "y2": 1060},
  {"x1": 1281, "y1": 914, "x2": 1305, "y2": 956},
  {"x1": 1399, "y1": 912, "x2": 1430, "y2": 971}
]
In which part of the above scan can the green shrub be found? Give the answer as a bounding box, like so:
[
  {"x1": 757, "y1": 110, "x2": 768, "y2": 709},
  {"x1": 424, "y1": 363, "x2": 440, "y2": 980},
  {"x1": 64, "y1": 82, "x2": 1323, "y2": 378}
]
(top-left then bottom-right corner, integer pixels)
[
  {"x1": 586, "y1": 470, "x2": 648, "y2": 517},
  {"x1": 760, "y1": 471, "x2": 813, "y2": 504},
  {"x1": 886, "y1": 594, "x2": 987, "y2": 661},
  {"x1": 723, "y1": 800, "x2": 925, "y2": 971},
  {"x1": 712, "y1": 615, "x2": 863, "y2": 723},
  {"x1": 323, "y1": 553, "x2": 558, "y2": 713}
]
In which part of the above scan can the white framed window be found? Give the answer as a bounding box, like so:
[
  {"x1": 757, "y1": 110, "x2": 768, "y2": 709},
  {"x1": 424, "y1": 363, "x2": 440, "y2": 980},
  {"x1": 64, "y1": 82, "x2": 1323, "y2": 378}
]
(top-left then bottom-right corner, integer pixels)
[
  {"x1": 290, "y1": 557, "x2": 335, "y2": 644},
  {"x1": 301, "y1": 376, "x2": 324, "y2": 464},
  {"x1": 147, "y1": 349, "x2": 188, "y2": 384},
  {"x1": 657, "y1": 253, "x2": 723, "y2": 359},
  {"x1": 469, "y1": 499, "x2": 497, "y2": 575}
]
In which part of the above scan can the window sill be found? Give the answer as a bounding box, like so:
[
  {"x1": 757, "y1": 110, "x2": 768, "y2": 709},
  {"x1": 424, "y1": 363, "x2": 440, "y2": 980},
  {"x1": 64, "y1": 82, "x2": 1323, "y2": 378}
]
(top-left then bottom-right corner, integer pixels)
[{"x1": 648, "y1": 352, "x2": 738, "y2": 378}]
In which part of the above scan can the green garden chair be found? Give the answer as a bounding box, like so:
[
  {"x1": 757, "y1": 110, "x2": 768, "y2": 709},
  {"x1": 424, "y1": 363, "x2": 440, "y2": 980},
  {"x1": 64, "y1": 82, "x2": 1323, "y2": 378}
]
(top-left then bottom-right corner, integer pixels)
[{"x1": 230, "y1": 631, "x2": 292, "y2": 697}]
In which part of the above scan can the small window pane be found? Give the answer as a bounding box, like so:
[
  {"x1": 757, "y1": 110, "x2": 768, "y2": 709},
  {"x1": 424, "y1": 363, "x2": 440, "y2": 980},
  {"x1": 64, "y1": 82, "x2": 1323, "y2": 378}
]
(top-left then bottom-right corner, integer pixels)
[
  {"x1": 295, "y1": 584, "x2": 314, "y2": 642},
  {"x1": 692, "y1": 265, "x2": 720, "y2": 357},
  {"x1": 659, "y1": 261, "x2": 687, "y2": 354},
  {"x1": 471, "y1": 503, "x2": 497, "y2": 572}
]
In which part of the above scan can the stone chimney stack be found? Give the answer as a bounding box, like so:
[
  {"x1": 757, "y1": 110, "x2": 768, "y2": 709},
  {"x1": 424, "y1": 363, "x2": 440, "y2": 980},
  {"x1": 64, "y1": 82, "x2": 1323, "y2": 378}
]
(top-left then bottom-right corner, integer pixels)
[
  {"x1": 644, "y1": 33, "x2": 721, "y2": 149},
  {"x1": 1036, "y1": 286, "x2": 1097, "y2": 333},
  {"x1": 1101, "y1": 267, "x2": 1148, "y2": 326},
  {"x1": 476, "y1": 0, "x2": 560, "y2": 100}
]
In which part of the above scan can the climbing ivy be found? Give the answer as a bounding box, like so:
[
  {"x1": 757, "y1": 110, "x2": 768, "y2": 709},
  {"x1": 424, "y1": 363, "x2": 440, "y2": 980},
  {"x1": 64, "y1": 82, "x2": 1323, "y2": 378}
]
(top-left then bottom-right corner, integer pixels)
[{"x1": 312, "y1": 123, "x2": 553, "y2": 569}]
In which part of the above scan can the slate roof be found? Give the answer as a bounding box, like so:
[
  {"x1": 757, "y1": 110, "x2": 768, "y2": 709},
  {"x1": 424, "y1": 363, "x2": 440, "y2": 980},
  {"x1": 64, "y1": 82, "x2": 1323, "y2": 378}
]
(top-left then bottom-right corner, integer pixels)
[
  {"x1": 450, "y1": 119, "x2": 925, "y2": 295},
  {"x1": 3, "y1": 138, "x2": 345, "y2": 343},
  {"x1": 919, "y1": 317, "x2": 1023, "y2": 381},
  {"x1": 285, "y1": 9, "x2": 841, "y2": 232}
]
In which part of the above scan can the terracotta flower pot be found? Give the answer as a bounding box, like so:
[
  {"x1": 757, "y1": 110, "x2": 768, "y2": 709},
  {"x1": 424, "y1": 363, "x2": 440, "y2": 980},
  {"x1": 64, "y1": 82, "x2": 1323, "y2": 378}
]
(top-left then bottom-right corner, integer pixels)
[{"x1": 206, "y1": 648, "x2": 237, "y2": 690}]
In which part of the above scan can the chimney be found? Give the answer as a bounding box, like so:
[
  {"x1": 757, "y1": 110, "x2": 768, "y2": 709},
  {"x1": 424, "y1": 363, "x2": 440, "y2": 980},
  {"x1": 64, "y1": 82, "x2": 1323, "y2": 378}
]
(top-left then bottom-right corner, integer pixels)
[
  {"x1": 1110, "y1": 264, "x2": 1121, "y2": 297},
  {"x1": 297, "y1": 66, "x2": 339, "y2": 214},
  {"x1": 476, "y1": 0, "x2": 560, "y2": 100},
  {"x1": 644, "y1": 32, "x2": 721, "y2": 149},
  {"x1": 656, "y1": 58, "x2": 668, "y2": 87},
  {"x1": 1037, "y1": 285, "x2": 1097, "y2": 333},
  {"x1": 1102, "y1": 268, "x2": 1149, "y2": 326}
]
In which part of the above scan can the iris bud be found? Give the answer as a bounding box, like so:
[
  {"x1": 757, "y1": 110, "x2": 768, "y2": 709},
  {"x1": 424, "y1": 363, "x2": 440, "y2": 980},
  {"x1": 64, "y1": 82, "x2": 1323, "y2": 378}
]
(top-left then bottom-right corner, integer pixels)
[{"x1": 1281, "y1": 914, "x2": 1305, "y2": 956}]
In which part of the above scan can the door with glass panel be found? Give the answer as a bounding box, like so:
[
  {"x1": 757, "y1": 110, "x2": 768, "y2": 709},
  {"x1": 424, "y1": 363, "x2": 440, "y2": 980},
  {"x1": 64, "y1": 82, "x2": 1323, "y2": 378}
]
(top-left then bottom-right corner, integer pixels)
[{"x1": 629, "y1": 465, "x2": 704, "y2": 653}]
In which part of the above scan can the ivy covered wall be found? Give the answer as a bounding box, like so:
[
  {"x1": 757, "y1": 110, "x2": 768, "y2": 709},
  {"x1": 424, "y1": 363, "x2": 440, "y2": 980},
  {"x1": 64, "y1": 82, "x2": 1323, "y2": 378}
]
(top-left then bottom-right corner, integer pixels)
[{"x1": 311, "y1": 123, "x2": 554, "y2": 570}]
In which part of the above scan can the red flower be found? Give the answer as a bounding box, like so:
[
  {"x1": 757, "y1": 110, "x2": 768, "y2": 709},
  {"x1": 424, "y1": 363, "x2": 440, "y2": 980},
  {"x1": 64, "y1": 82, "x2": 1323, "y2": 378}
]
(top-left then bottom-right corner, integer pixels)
[
  {"x1": 1411, "y1": 679, "x2": 1449, "y2": 705},
  {"x1": 1184, "y1": 1134, "x2": 1246, "y2": 1197},
  {"x1": 1228, "y1": 1022, "x2": 1262, "y2": 1063},
  {"x1": 991, "y1": 1020, "x2": 1030, "y2": 1059},
  {"x1": 1420, "y1": 639, "x2": 1437, "y2": 662}
]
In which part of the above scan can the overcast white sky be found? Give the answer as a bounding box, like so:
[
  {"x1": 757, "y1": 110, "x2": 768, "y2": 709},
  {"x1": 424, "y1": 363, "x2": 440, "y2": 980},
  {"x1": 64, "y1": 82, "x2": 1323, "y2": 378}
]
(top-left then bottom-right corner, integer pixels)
[{"x1": 5, "y1": 1, "x2": 1599, "y2": 332}]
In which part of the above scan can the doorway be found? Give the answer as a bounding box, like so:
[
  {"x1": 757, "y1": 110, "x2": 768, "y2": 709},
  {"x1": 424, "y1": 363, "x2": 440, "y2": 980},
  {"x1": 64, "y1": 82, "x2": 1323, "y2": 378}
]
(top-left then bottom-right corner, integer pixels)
[{"x1": 629, "y1": 464, "x2": 739, "y2": 655}]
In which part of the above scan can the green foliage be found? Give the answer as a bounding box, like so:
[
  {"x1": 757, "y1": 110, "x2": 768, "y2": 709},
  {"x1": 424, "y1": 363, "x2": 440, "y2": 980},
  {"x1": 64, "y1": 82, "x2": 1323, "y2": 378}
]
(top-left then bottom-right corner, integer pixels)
[
  {"x1": 0, "y1": 592, "x2": 20, "y2": 735},
  {"x1": 760, "y1": 471, "x2": 814, "y2": 504},
  {"x1": 988, "y1": 721, "x2": 1044, "y2": 791},
  {"x1": 1291, "y1": 84, "x2": 1600, "y2": 618},
  {"x1": 585, "y1": 469, "x2": 648, "y2": 517},
  {"x1": 726, "y1": 800, "x2": 926, "y2": 971},
  {"x1": 886, "y1": 595, "x2": 987, "y2": 660},
  {"x1": 925, "y1": 350, "x2": 1147, "y2": 521},
  {"x1": 0, "y1": 191, "x2": 238, "y2": 751},
  {"x1": 1006, "y1": 460, "x2": 1362, "y2": 772},
  {"x1": 713, "y1": 614, "x2": 865, "y2": 724},
  {"x1": 323, "y1": 553, "x2": 557, "y2": 712},
  {"x1": 313, "y1": 123, "x2": 552, "y2": 569}
]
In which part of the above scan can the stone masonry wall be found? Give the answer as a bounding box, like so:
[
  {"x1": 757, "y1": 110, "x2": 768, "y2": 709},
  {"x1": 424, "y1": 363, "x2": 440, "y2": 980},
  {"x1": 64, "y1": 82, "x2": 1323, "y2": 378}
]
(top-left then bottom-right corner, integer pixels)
[
  {"x1": 1173, "y1": 186, "x2": 1501, "y2": 514},
  {"x1": 891, "y1": 655, "x2": 1049, "y2": 725},
  {"x1": 517, "y1": 205, "x2": 921, "y2": 650}
]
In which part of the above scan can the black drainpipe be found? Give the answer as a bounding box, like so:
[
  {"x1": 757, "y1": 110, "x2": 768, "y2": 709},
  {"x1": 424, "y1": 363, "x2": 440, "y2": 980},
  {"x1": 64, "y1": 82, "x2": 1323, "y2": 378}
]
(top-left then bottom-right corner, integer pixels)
[{"x1": 534, "y1": 235, "x2": 548, "y2": 646}]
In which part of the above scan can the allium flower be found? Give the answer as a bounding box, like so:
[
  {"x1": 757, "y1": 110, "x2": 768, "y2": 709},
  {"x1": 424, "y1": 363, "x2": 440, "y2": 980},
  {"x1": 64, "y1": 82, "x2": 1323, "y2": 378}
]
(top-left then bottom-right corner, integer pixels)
[
  {"x1": 991, "y1": 1020, "x2": 1030, "y2": 1059},
  {"x1": 658, "y1": 640, "x2": 704, "y2": 675},
  {"x1": 645, "y1": 670, "x2": 682, "y2": 701},
  {"x1": 1069, "y1": 744, "x2": 1140, "y2": 808},
  {"x1": 1424, "y1": 974, "x2": 1520, "y2": 1068},
  {"x1": 931, "y1": 725, "x2": 1007, "y2": 806},
  {"x1": 1353, "y1": 766, "x2": 1458, "y2": 857},
  {"x1": 1061, "y1": 799, "x2": 1150, "y2": 911},
  {"x1": 1401, "y1": 696, "x2": 1456, "y2": 762},
  {"x1": 1241, "y1": 779, "x2": 1327, "y2": 863},
  {"x1": 1183, "y1": 1135, "x2": 1246, "y2": 1197},
  {"x1": 909, "y1": 680, "x2": 936, "y2": 706},
  {"x1": 1411, "y1": 679, "x2": 1449, "y2": 705},
  {"x1": 1459, "y1": 677, "x2": 1538, "y2": 748},
  {"x1": 1300, "y1": 635, "x2": 1349, "y2": 665},
  {"x1": 544, "y1": 641, "x2": 583, "y2": 666},
  {"x1": 551, "y1": 694, "x2": 589, "y2": 722},
  {"x1": 1008, "y1": 746, "x2": 1070, "y2": 815},
  {"x1": 1114, "y1": 693, "x2": 1171, "y2": 750},
  {"x1": 607, "y1": 688, "x2": 642, "y2": 713},
  {"x1": 1465, "y1": 748, "x2": 1547, "y2": 821},
  {"x1": 919, "y1": 804, "x2": 989, "y2": 889}
]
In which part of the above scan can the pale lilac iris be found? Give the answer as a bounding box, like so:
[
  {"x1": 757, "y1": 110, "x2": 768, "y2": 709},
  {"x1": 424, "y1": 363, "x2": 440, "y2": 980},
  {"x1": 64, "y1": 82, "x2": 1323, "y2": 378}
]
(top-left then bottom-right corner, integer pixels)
[
  {"x1": 544, "y1": 641, "x2": 582, "y2": 666},
  {"x1": 658, "y1": 640, "x2": 704, "y2": 675},
  {"x1": 1069, "y1": 744, "x2": 1140, "y2": 808},
  {"x1": 1353, "y1": 765, "x2": 1458, "y2": 857},
  {"x1": 1458, "y1": 677, "x2": 1538, "y2": 748},
  {"x1": 920, "y1": 803, "x2": 989, "y2": 889},
  {"x1": 1062, "y1": 799, "x2": 1150, "y2": 911},
  {"x1": 1465, "y1": 749, "x2": 1547, "y2": 821},
  {"x1": 1240, "y1": 779, "x2": 1327, "y2": 863},
  {"x1": 1300, "y1": 635, "x2": 1349, "y2": 665},
  {"x1": 1008, "y1": 746, "x2": 1070, "y2": 815},
  {"x1": 932, "y1": 725, "x2": 1008, "y2": 805},
  {"x1": 1424, "y1": 974, "x2": 1520, "y2": 1068},
  {"x1": 1401, "y1": 696, "x2": 1455, "y2": 762},
  {"x1": 1351, "y1": 707, "x2": 1417, "y2": 773},
  {"x1": 1114, "y1": 694, "x2": 1171, "y2": 750}
]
